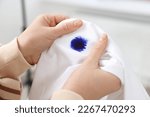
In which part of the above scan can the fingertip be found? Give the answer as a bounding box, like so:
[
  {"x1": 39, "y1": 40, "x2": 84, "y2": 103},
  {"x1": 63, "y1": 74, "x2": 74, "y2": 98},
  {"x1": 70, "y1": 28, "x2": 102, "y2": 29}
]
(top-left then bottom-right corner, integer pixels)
[
  {"x1": 73, "y1": 19, "x2": 83, "y2": 28},
  {"x1": 99, "y1": 33, "x2": 108, "y2": 43},
  {"x1": 102, "y1": 33, "x2": 108, "y2": 38},
  {"x1": 51, "y1": 19, "x2": 83, "y2": 38}
]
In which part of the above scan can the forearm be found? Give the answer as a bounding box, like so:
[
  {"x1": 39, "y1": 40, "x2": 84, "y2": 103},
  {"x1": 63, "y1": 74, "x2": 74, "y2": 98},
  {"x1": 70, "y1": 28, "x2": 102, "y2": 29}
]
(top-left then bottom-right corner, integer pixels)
[
  {"x1": 0, "y1": 38, "x2": 31, "y2": 100},
  {"x1": 0, "y1": 38, "x2": 31, "y2": 78}
]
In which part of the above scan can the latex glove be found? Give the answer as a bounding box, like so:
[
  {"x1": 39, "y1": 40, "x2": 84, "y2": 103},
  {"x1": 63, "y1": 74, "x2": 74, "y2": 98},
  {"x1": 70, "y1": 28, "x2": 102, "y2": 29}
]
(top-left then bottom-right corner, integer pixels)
[
  {"x1": 18, "y1": 14, "x2": 82, "y2": 65},
  {"x1": 62, "y1": 34, "x2": 121, "y2": 100}
]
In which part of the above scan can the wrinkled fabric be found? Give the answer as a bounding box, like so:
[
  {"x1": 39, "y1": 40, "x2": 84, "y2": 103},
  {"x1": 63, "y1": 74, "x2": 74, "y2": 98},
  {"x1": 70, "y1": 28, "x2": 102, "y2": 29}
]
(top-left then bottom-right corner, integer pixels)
[{"x1": 29, "y1": 19, "x2": 149, "y2": 100}]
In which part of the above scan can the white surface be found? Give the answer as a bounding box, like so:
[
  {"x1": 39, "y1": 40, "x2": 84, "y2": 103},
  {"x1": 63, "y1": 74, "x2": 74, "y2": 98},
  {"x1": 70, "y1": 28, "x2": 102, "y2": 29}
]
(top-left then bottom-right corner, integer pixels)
[
  {"x1": 45, "y1": 0, "x2": 150, "y2": 14},
  {"x1": 45, "y1": 0, "x2": 150, "y2": 22},
  {"x1": 0, "y1": 0, "x2": 21, "y2": 44}
]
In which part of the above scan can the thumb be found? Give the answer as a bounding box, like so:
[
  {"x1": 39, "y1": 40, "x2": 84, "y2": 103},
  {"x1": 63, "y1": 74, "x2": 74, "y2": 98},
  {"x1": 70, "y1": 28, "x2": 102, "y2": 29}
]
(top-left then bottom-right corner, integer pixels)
[
  {"x1": 84, "y1": 33, "x2": 108, "y2": 65},
  {"x1": 51, "y1": 19, "x2": 83, "y2": 38}
]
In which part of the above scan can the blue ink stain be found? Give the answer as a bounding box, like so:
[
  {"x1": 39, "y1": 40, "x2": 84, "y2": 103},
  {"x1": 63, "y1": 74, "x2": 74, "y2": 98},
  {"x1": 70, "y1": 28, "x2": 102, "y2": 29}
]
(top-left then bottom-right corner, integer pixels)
[{"x1": 70, "y1": 36, "x2": 88, "y2": 52}]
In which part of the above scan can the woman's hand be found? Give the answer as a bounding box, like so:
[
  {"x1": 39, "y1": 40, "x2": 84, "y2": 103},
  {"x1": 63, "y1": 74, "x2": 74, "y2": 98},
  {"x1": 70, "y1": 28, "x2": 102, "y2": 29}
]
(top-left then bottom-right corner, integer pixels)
[
  {"x1": 62, "y1": 34, "x2": 121, "y2": 100},
  {"x1": 18, "y1": 14, "x2": 82, "y2": 65}
]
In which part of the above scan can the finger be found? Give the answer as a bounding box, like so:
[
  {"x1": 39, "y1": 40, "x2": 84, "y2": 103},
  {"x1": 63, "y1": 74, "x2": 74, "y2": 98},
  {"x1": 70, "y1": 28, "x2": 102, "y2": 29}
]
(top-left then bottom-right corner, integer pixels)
[
  {"x1": 50, "y1": 15, "x2": 69, "y2": 26},
  {"x1": 84, "y1": 33, "x2": 108, "y2": 65},
  {"x1": 38, "y1": 14, "x2": 69, "y2": 26},
  {"x1": 51, "y1": 19, "x2": 83, "y2": 38}
]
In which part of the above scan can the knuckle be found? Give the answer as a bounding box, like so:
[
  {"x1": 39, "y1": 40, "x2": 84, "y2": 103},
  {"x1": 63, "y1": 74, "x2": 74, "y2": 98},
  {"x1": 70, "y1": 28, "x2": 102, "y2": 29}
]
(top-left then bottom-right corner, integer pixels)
[
  {"x1": 52, "y1": 27, "x2": 60, "y2": 36},
  {"x1": 93, "y1": 45, "x2": 102, "y2": 53},
  {"x1": 62, "y1": 23, "x2": 70, "y2": 32},
  {"x1": 94, "y1": 45, "x2": 101, "y2": 50}
]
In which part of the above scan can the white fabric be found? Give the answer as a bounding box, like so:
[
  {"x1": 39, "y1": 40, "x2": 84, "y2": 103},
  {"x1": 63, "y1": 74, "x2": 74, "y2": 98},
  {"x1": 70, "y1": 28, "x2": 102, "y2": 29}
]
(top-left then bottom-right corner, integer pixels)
[{"x1": 29, "y1": 19, "x2": 149, "y2": 100}]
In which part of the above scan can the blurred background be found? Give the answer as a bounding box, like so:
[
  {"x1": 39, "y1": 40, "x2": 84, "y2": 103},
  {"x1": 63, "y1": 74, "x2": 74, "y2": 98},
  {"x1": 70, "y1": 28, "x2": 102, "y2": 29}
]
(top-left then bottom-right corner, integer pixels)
[{"x1": 0, "y1": 0, "x2": 150, "y2": 99}]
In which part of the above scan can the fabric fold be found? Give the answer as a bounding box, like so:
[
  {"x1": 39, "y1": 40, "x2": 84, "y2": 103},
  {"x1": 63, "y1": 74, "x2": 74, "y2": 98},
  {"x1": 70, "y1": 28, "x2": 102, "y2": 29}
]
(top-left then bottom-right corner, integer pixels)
[{"x1": 29, "y1": 19, "x2": 149, "y2": 100}]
